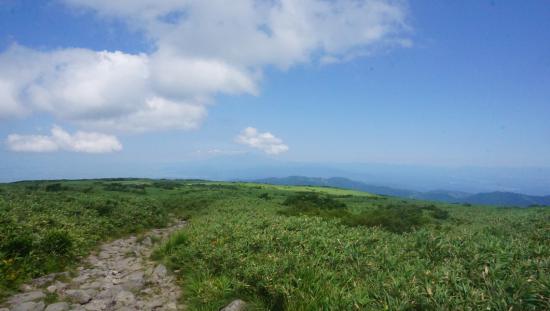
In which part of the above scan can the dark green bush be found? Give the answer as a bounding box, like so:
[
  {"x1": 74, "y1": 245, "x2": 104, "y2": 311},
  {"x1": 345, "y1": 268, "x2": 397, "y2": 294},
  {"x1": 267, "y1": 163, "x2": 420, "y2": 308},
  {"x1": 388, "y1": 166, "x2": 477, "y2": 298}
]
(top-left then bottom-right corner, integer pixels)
[
  {"x1": 344, "y1": 205, "x2": 431, "y2": 233},
  {"x1": 24, "y1": 184, "x2": 40, "y2": 191},
  {"x1": 281, "y1": 195, "x2": 446, "y2": 234},
  {"x1": 1, "y1": 234, "x2": 34, "y2": 257},
  {"x1": 420, "y1": 204, "x2": 450, "y2": 220},
  {"x1": 45, "y1": 183, "x2": 65, "y2": 192},
  {"x1": 280, "y1": 192, "x2": 349, "y2": 220},
  {"x1": 86, "y1": 199, "x2": 119, "y2": 216},
  {"x1": 258, "y1": 193, "x2": 271, "y2": 200},
  {"x1": 39, "y1": 230, "x2": 74, "y2": 258},
  {"x1": 103, "y1": 183, "x2": 146, "y2": 194},
  {"x1": 152, "y1": 180, "x2": 182, "y2": 190},
  {"x1": 283, "y1": 192, "x2": 346, "y2": 210}
]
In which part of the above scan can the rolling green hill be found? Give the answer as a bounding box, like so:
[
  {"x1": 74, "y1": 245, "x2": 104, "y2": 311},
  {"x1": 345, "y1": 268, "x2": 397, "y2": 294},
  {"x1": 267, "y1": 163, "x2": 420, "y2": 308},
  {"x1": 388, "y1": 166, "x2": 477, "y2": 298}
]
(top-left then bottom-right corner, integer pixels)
[
  {"x1": 1, "y1": 179, "x2": 548, "y2": 310},
  {"x1": 253, "y1": 176, "x2": 417, "y2": 197},
  {"x1": 252, "y1": 176, "x2": 550, "y2": 207}
]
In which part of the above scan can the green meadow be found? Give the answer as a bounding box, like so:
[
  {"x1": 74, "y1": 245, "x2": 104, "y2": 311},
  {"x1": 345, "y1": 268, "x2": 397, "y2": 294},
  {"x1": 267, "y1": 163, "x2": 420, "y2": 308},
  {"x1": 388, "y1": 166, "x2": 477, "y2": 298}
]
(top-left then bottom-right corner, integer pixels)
[{"x1": 0, "y1": 179, "x2": 548, "y2": 310}]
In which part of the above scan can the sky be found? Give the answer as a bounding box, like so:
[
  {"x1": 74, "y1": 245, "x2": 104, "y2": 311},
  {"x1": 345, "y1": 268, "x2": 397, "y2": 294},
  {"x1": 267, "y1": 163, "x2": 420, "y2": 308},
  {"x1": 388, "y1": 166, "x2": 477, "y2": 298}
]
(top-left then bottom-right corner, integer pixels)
[{"x1": 0, "y1": 0, "x2": 549, "y2": 193}]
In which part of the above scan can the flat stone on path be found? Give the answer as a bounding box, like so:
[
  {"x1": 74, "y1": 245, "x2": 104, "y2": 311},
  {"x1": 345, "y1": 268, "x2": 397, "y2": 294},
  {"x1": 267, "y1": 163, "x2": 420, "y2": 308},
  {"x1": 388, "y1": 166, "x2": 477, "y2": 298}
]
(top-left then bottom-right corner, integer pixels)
[
  {"x1": 221, "y1": 299, "x2": 247, "y2": 311},
  {"x1": 8, "y1": 291, "x2": 45, "y2": 305},
  {"x1": 44, "y1": 302, "x2": 69, "y2": 311},
  {"x1": 45, "y1": 286, "x2": 56, "y2": 294},
  {"x1": 114, "y1": 290, "x2": 135, "y2": 306},
  {"x1": 121, "y1": 271, "x2": 145, "y2": 291},
  {"x1": 11, "y1": 301, "x2": 45, "y2": 311},
  {"x1": 65, "y1": 289, "x2": 94, "y2": 304},
  {"x1": 153, "y1": 264, "x2": 168, "y2": 282}
]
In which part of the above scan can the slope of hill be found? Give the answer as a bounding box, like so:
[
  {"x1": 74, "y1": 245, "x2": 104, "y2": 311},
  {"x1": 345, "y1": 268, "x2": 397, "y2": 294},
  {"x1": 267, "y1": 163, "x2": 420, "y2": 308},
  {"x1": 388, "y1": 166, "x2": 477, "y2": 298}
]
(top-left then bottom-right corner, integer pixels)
[
  {"x1": 253, "y1": 176, "x2": 416, "y2": 197},
  {"x1": 252, "y1": 176, "x2": 550, "y2": 207},
  {"x1": 411, "y1": 190, "x2": 471, "y2": 202},
  {"x1": 463, "y1": 191, "x2": 550, "y2": 207},
  {"x1": 1, "y1": 179, "x2": 548, "y2": 310}
]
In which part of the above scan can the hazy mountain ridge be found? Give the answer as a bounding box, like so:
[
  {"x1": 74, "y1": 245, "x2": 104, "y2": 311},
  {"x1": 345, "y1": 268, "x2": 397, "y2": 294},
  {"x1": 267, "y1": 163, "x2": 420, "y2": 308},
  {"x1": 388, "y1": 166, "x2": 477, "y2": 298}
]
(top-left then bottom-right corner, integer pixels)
[{"x1": 252, "y1": 176, "x2": 550, "y2": 207}]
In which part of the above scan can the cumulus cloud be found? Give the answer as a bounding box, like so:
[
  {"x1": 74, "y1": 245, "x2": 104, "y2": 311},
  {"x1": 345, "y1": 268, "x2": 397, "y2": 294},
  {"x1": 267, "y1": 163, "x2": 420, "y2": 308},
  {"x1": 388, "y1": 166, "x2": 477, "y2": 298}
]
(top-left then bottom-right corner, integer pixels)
[
  {"x1": 6, "y1": 126, "x2": 122, "y2": 153},
  {"x1": 0, "y1": 80, "x2": 28, "y2": 117},
  {"x1": 78, "y1": 96, "x2": 207, "y2": 133},
  {"x1": 0, "y1": 0, "x2": 410, "y2": 133},
  {"x1": 236, "y1": 127, "x2": 288, "y2": 155},
  {"x1": 0, "y1": 46, "x2": 209, "y2": 132}
]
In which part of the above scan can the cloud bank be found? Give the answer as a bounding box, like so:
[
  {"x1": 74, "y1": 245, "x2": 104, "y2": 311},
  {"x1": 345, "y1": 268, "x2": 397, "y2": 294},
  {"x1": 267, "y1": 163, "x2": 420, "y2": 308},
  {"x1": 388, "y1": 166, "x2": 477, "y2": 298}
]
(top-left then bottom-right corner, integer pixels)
[
  {"x1": 0, "y1": 0, "x2": 410, "y2": 133},
  {"x1": 236, "y1": 127, "x2": 288, "y2": 155},
  {"x1": 6, "y1": 126, "x2": 122, "y2": 153}
]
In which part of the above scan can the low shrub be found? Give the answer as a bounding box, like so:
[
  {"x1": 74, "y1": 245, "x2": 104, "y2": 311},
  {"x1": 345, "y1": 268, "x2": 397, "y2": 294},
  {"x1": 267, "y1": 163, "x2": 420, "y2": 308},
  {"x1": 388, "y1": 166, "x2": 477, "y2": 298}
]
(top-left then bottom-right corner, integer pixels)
[
  {"x1": 420, "y1": 204, "x2": 450, "y2": 220},
  {"x1": 39, "y1": 230, "x2": 74, "y2": 258},
  {"x1": 85, "y1": 199, "x2": 119, "y2": 216},
  {"x1": 45, "y1": 183, "x2": 65, "y2": 192},
  {"x1": 152, "y1": 180, "x2": 182, "y2": 190},
  {"x1": 344, "y1": 205, "x2": 432, "y2": 233},
  {"x1": 1, "y1": 234, "x2": 34, "y2": 257},
  {"x1": 282, "y1": 192, "x2": 346, "y2": 210},
  {"x1": 103, "y1": 183, "x2": 146, "y2": 194},
  {"x1": 258, "y1": 193, "x2": 271, "y2": 200},
  {"x1": 280, "y1": 193, "x2": 446, "y2": 233}
]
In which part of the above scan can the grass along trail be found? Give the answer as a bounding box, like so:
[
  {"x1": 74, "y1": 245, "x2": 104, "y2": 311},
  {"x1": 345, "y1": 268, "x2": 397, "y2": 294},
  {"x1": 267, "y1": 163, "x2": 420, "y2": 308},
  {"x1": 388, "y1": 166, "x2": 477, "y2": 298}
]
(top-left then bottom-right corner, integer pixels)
[
  {"x1": 1, "y1": 181, "x2": 547, "y2": 309},
  {"x1": 1, "y1": 221, "x2": 187, "y2": 311}
]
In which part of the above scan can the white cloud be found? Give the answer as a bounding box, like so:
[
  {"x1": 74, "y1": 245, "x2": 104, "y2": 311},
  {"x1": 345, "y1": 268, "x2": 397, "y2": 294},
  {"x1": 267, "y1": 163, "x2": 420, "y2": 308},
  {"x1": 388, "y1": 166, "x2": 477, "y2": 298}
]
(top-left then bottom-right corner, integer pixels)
[
  {"x1": 0, "y1": 45, "x2": 211, "y2": 132},
  {"x1": 150, "y1": 50, "x2": 259, "y2": 99},
  {"x1": 6, "y1": 133, "x2": 59, "y2": 153},
  {"x1": 79, "y1": 96, "x2": 207, "y2": 133},
  {"x1": 63, "y1": 0, "x2": 410, "y2": 67},
  {"x1": 0, "y1": 80, "x2": 28, "y2": 117},
  {"x1": 26, "y1": 50, "x2": 150, "y2": 120},
  {"x1": 236, "y1": 127, "x2": 288, "y2": 155},
  {"x1": 0, "y1": 1, "x2": 410, "y2": 133},
  {"x1": 6, "y1": 125, "x2": 122, "y2": 153}
]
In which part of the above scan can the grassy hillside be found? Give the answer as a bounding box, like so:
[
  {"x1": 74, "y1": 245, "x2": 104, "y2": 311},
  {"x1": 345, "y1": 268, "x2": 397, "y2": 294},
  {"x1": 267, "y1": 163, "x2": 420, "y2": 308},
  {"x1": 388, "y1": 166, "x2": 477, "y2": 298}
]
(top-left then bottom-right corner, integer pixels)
[
  {"x1": 1, "y1": 179, "x2": 548, "y2": 310},
  {"x1": 0, "y1": 179, "x2": 197, "y2": 299}
]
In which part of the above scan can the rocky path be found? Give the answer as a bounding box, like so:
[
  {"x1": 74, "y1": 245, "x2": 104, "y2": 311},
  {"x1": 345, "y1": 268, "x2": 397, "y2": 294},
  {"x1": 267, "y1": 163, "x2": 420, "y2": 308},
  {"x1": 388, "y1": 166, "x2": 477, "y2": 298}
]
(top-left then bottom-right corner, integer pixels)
[{"x1": 1, "y1": 221, "x2": 187, "y2": 311}]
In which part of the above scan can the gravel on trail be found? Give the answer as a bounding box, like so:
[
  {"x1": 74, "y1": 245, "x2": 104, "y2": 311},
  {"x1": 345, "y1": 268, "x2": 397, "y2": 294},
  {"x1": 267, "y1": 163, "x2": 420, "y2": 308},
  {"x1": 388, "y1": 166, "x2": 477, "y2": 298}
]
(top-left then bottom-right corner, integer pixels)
[{"x1": 1, "y1": 221, "x2": 187, "y2": 311}]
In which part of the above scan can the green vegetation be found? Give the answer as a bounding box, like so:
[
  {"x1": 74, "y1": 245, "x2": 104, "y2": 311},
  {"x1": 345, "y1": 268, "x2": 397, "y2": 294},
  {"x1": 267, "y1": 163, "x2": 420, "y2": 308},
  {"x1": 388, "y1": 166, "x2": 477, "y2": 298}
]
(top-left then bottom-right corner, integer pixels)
[
  {"x1": 279, "y1": 192, "x2": 450, "y2": 233},
  {"x1": 0, "y1": 179, "x2": 213, "y2": 299},
  {"x1": 1, "y1": 179, "x2": 549, "y2": 310}
]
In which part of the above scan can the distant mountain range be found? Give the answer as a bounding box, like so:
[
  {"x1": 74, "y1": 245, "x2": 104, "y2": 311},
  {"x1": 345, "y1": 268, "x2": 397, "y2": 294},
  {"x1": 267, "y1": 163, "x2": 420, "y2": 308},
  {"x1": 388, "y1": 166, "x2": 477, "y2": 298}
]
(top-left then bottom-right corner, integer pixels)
[{"x1": 251, "y1": 176, "x2": 550, "y2": 207}]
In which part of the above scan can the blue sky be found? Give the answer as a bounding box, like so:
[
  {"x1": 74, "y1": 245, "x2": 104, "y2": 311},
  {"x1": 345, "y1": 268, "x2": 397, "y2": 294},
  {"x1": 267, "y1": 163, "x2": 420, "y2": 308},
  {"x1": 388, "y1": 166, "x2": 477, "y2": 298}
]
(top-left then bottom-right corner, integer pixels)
[{"x1": 1, "y1": 0, "x2": 549, "y2": 192}]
